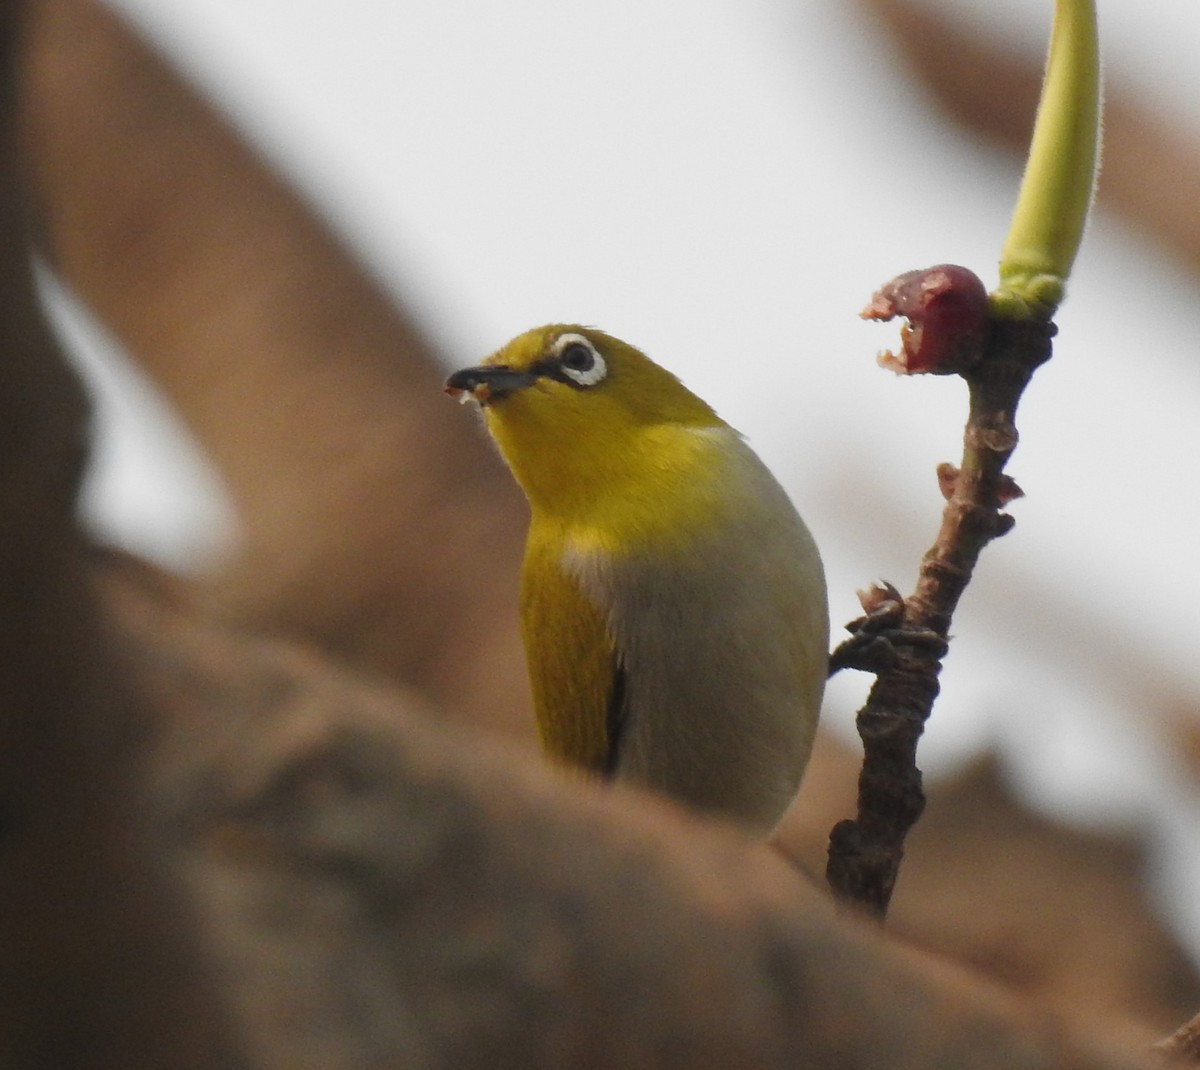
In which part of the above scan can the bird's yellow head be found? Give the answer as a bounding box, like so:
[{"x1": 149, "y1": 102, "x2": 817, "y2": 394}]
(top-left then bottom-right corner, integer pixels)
[{"x1": 446, "y1": 325, "x2": 726, "y2": 515}]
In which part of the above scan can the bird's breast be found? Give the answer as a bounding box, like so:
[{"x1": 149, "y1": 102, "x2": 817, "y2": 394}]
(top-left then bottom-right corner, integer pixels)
[{"x1": 543, "y1": 426, "x2": 747, "y2": 559}]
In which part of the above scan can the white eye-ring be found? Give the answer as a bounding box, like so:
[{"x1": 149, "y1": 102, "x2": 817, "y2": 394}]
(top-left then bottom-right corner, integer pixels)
[{"x1": 552, "y1": 333, "x2": 608, "y2": 388}]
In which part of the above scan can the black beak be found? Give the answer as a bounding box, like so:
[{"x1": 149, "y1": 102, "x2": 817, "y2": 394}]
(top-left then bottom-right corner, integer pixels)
[{"x1": 444, "y1": 365, "x2": 538, "y2": 405}]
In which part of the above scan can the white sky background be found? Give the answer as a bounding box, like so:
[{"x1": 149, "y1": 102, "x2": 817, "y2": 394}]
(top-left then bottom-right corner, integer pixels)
[{"x1": 54, "y1": 0, "x2": 1200, "y2": 949}]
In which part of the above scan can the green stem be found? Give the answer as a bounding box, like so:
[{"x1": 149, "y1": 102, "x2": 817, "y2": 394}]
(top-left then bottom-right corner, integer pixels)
[{"x1": 995, "y1": 0, "x2": 1101, "y2": 318}]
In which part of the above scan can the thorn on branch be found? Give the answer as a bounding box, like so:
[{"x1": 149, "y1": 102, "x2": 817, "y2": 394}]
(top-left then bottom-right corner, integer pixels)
[
  {"x1": 857, "y1": 581, "x2": 905, "y2": 623},
  {"x1": 938, "y1": 464, "x2": 1023, "y2": 509},
  {"x1": 936, "y1": 463, "x2": 958, "y2": 500},
  {"x1": 992, "y1": 513, "x2": 1017, "y2": 538},
  {"x1": 994, "y1": 475, "x2": 1024, "y2": 506}
]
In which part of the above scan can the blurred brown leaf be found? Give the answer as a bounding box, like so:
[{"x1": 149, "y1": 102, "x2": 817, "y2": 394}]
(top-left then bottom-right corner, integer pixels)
[{"x1": 20, "y1": 0, "x2": 534, "y2": 740}]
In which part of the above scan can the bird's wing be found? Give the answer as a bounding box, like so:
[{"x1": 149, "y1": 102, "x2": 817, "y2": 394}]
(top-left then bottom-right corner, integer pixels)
[
  {"x1": 601, "y1": 662, "x2": 628, "y2": 777},
  {"x1": 520, "y1": 535, "x2": 621, "y2": 773}
]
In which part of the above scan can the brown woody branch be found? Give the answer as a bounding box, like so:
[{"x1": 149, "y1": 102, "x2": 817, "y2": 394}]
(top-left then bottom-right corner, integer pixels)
[{"x1": 826, "y1": 267, "x2": 1054, "y2": 918}]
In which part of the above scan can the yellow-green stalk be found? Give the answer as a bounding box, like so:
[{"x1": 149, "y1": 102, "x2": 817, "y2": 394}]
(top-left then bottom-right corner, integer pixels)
[{"x1": 994, "y1": 0, "x2": 1101, "y2": 318}]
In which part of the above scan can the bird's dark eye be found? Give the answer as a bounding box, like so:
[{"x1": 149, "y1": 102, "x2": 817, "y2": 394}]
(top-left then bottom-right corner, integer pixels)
[
  {"x1": 561, "y1": 343, "x2": 594, "y2": 372},
  {"x1": 552, "y1": 333, "x2": 608, "y2": 388}
]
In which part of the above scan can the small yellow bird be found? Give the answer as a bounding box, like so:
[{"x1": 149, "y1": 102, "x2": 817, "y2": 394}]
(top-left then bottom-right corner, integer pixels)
[{"x1": 446, "y1": 325, "x2": 827, "y2": 833}]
